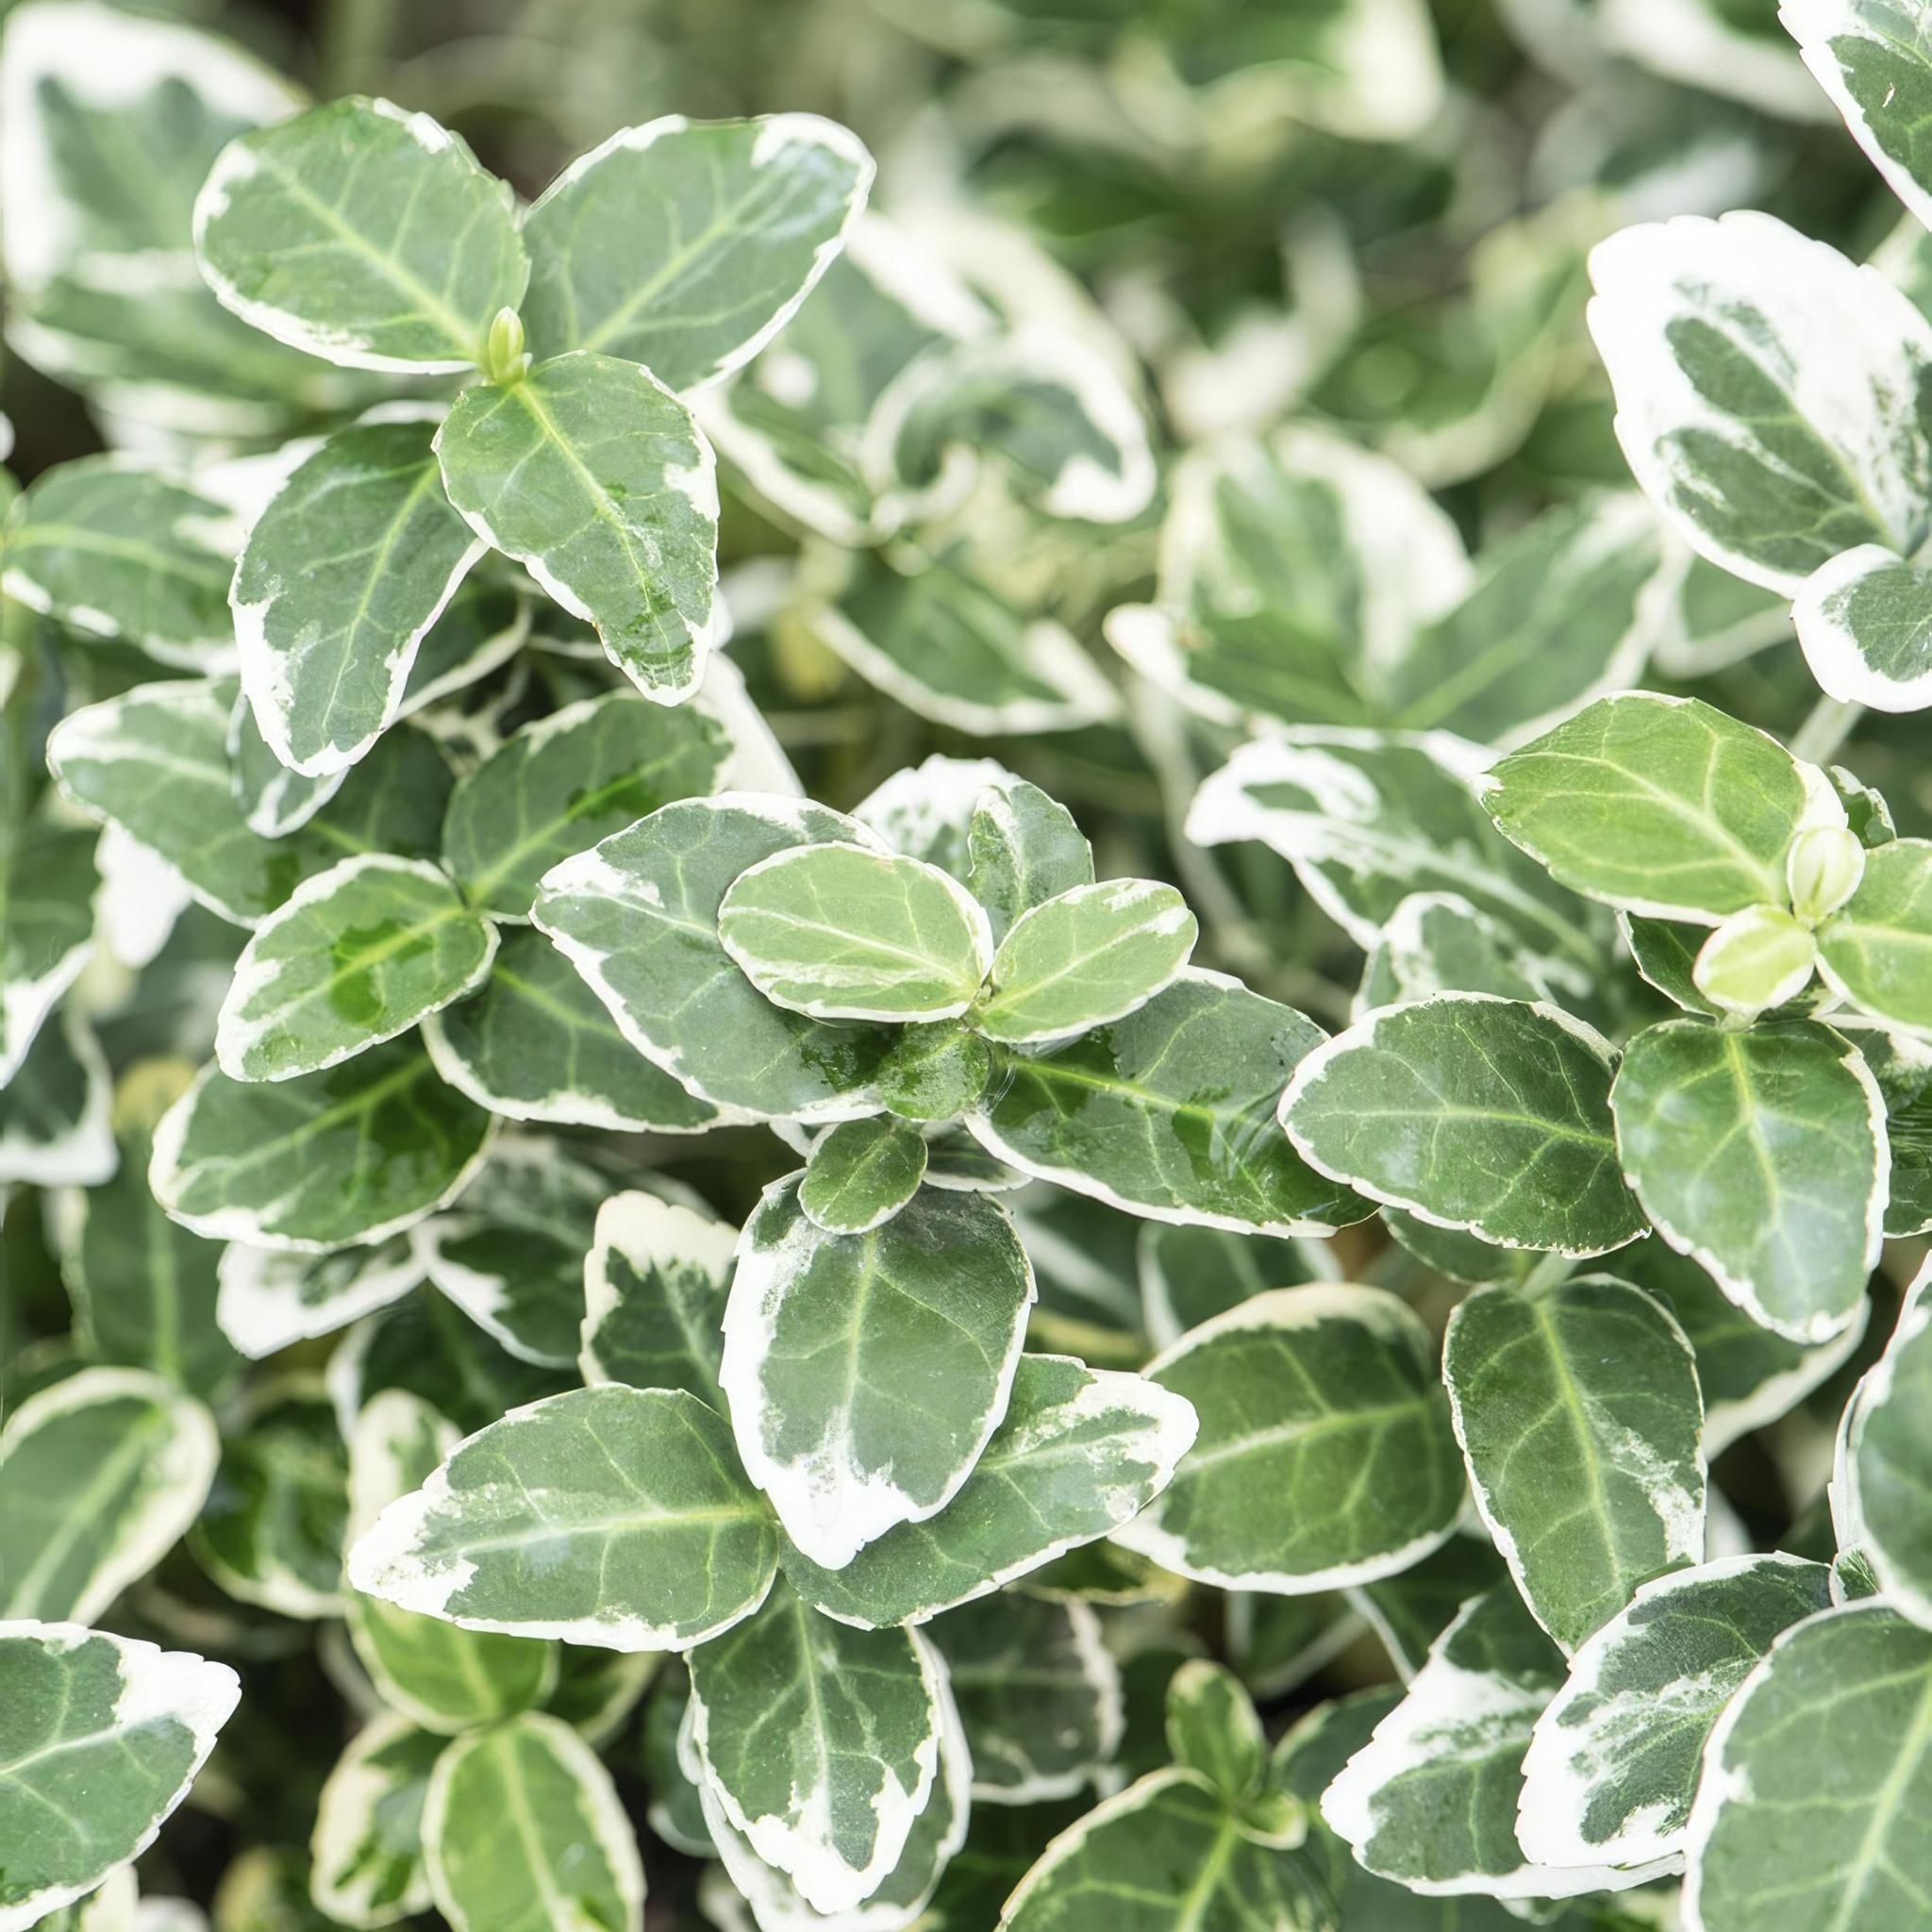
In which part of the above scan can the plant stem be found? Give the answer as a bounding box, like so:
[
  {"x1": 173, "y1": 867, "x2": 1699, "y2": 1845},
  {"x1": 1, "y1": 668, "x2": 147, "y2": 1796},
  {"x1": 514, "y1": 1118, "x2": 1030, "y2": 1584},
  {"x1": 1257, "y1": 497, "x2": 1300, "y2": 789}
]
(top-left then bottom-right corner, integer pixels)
[
  {"x1": 1520, "y1": 1250, "x2": 1578, "y2": 1298},
  {"x1": 1790, "y1": 693, "x2": 1864, "y2": 765}
]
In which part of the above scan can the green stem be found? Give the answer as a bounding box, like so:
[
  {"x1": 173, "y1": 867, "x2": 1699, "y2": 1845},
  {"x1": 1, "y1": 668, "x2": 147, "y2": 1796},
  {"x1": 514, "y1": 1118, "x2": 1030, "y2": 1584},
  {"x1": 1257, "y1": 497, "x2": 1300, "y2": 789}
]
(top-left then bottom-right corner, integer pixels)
[
  {"x1": 1520, "y1": 1250, "x2": 1579, "y2": 1298},
  {"x1": 1790, "y1": 693, "x2": 1864, "y2": 765}
]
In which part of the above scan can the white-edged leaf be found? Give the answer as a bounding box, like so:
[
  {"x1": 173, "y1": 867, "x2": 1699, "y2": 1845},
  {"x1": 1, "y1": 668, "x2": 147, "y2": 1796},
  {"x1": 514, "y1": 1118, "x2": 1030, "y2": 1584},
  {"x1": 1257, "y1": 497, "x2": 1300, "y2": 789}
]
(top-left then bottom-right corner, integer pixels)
[
  {"x1": 579, "y1": 1189, "x2": 736, "y2": 1405},
  {"x1": 1791, "y1": 541, "x2": 1932, "y2": 713},
  {"x1": 521, "y1": 113, "x2": 872, "y2": 390},
  {"x1": 0, "y1": 1367, "x2": 217, "y2": 1623},
  {"x1": 0, "y1": 1621, "x2": 239, "y2": 1932},
  {"x1": 798, "y1": 1117, "x2": 928, "y2": 1234},
  {"x1": 215, "y1": 1237, "x2": 424, "y2": 1359},
  {"x1": 722, "y1": 1175, "x2": 1034, "y2": 1570},
  {"x1": 1816, "y1": 835, "x2": 1932, "y2": 1033},
  {"x1": 965, "y1": 778, "x2": 1093, "y2": 946},
  {"x1": 309, "y1": 1713, "x2": 441, "y2": 1929},
  {"x1": 347, "y1": 1383, "x2": 778, "y2": 1651},
  {"x1": 0, "y1": 818, "x2": 97, "y2": 1088},
  {"x1": 0, "y1": 1006, "x2": 113, "y2": 1188},
  {"x1": 1840, "y1": 1273, "x2": 1932, "y2": 1626}
]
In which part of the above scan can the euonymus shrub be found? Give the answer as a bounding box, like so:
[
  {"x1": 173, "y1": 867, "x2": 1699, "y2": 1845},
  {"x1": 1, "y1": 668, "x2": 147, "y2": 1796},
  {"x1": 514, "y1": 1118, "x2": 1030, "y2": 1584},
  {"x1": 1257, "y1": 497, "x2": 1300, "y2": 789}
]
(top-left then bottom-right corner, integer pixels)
[{"x1": 5, "y1": 1, "x2": 1932, "y2": 1929}]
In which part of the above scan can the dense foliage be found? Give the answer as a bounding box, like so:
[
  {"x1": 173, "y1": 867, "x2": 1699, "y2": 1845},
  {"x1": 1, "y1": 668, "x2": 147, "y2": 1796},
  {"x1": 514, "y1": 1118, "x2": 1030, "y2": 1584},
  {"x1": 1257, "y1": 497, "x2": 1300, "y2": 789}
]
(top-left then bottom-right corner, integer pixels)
[{"x1": 4, "y1": 0, "x2": 1932, "y2": 1928}]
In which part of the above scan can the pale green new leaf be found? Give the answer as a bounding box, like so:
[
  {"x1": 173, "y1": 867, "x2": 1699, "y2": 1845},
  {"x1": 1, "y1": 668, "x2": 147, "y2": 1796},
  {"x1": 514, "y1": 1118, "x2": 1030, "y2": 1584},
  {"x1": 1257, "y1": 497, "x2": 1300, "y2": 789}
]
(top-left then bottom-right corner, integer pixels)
[
  {"x1": 938, "y1": 1594, "x2": 1121, "y2": 1805},
  {"x1": 1518, "y1": 1553, "x2": 1832, "y2": 1871},
  {"x1": 217, "y1": 856, "x2": 495, "y2": 1083},
  {"x1": 1281, "y1": 994, "x2": 1642, "y2": 1256},
  {"x1": 150, "y1": 1038, "x2": 496, "y2": 1252},
  {"x1": 1189, "y1": 730, "x2": 1599, "y2": 991},
  {"x1": 687, "y1": 1576, "x2": 942, "y2": 1913},
  {"x1": 425, "y1": 928, "x2": 719, "y2": 1134},
  {"x1": 1684, "y1": 1602, "x2": 1932, "y2": 1932},
  {"x1": 521, "y1": 114, "x2": 872, "y2": 389},
  {"x1": 435, "y1": 353, "x2": 719, "y2": 701},
  {"x1": 1114, "y1": 1285, "x2": 1464, "y2": 1592},
  {"x1": 191, "y1": 1380, "x2": 347, "y2": 1618},
  {"x1": 1443, "y1": 1277, "x2": 1707, "y2": 1654},
  {"x1": 194, "y1": 97, "x2": 527, "y2": 372},
  {"x1": 232, "y1": 416, "x2": 484, "y2": 775},
  {"x1": 441, "y1": 688, "x2": 729, "y2": 919},
  {"x1": 966, "y1": 778, "x2": 1093, "y2": 945},
  {"x1": 1322, "y1": 1582, "x2": 1662, "y2": 1898},
  {"x1": 309, "y1": 1713, "x2": 441, "y2": 1929},
  {"x1": 778, "y1": 1353, "x2": 1197, "y2": 1628},
  {"x1": 721, "y1": 1177, "x2": 1033, "y2": 1568},
  {"x1": 1164, "y1": 1660, "x2": 1266, "y2": 1807},
  {"x1": 718, "y1": 841, "x2": 992, "y2": 1022},
  {"x1": 1816, "y1": 836, "x2": 1932, "y2": 1032},
  {"x1": 579, "y1": 1189, "x2": 736, "y2": 1406},
  {"x1": 534, "y1": 795, "x2": 896, "y2": 1122},
  {"x1": 2, "y1": 458, "x2": 235, "y2": 668},
  {"x1": 424, "y1": 1713, "x2": 643, "y2": 1932},
  {"x1": 799, "y1": 1117, "x2": 927, "y2": 1234},
  {"x1": 0, "y1": 1368, "x2": 217, "y2": 1623},
  {"x1": 974, "y1": 880, "x2": 1195, "y2": 1045},
  {"x1": 0, "y1": 1623, "x2": 239, "y2": 1932},
  {"x1": 1609, "y1": 1017, "x2": 1885, "y2": 1341},
  {"x1": 410, "y1": 1137, "x2": 608, "y2": 1368},
  {"x1": 1840, "y1": 1279, "x2": 1932, "y2": 1626},
  {"x1": 1480, "y1": 692, "x2": 1839, "y2": 923},
  {"x1": 974, "y1": 970, "x2": 1369, "y2": 1236},
  {"x1": 1587, "y1": 211, "x2": 1932, "y2": 591},
  {"x1": 347, "y1": 1384, "x2": 777, "y2": 1650}
]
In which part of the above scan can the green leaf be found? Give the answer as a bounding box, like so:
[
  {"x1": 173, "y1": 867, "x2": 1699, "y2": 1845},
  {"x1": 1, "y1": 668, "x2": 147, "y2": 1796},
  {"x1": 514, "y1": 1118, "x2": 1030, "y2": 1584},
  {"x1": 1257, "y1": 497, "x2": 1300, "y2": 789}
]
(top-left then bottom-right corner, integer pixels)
[
  {"x1": 194, "y1": 97, "x2": 527, "y2": 373},
  {"x1": 521, "y1": 114, "x2": 872, "y2": 389},
  {"x1": 578, "y1": 1189, "x2": 736, "y2": 1406},
  {"x1": 216, "y1": 856, "x2": 495, "y2": 1084},
  {"x1": 0, "y1": 1008, "x2": 112, "y2": 1188},
  {"x1": 150, "y1": 1038, "x2": 496, "y2": 1252},
  {"x1": 966, "y1": 778, "x2": 1094, "y2": 945},
  {"x1": 410, "y1": 1138, "x2": 608, "y2": 1368},
  {"x1": 396, "y1": 579, "x2": 530, "y2": 720},
  {"x1": 1354, "y1": 891, "x2": 1553, "y2": 1015},
  {"x1": 2, "y1": 458, "x2": 236, "y2": 667},
  {"x1": 1115, "y1": 1285, "x2": 1462, "y2": 1592},
  {"x1": 423, "y1": 1712, "x2": 643, "y2": 1932},
  {"x1": 63, "y1": 1101, "x2": 241, "y2": 1399},
  {"x1": 533, "y1": 795, "x2": 897, "y2": 1122},
  {"x1": 227, "y1": 692, "x2": 345, "y2": 840},
  {"x1": 1481, "y1": 692, "x2": 1840, "y2": 923},
  {"x1": 641, "y1": 1666, "x2": 713, "y2": 1856},
  {"x1": 1322, "y1": 1582, "x2": 1656, "y2": 1898},
  {"x1": 1609, "y1": 1016, "x2": 1885, "y2": 1341},
  {"x1": 1, "y1": 818, "x2": 97, "y2": 1087},
  {"x1": 1587, "y1": 212, "x2": 1932, "y2": 591},
  {"x1": 937, "y1": 1594, "x2": 1122, "y2": 1804},
  {"x1": 309, "y1": 1713, "x2": 441, "y2": 1929},
  {"x1": 0, "y1": 1623, "x2": 239, "y2": 1931},
  {"x1": 1138, "y1": 1222, "x2": 1330, "y2": 1347},
  {"x1": 441, "y1": 688, "x2": 730, "y2": 919},
  {"x1": 1443, "y1": 1277, "x2": 1706, "y2": 1653},
  {"x1": 998, "y1": 1765, "x2": 1330, "y2": 1932},
  {"x1": 1615, "y1": 1237, "x2": 1872, "y2": 1454},
  {"x1": 1282, "y1": 994, "x2": 1642, "y2": 1256},
  {"x1": 347, "y1": 1383, "x2": 777, "y2": 1650},
  {"x1": 778, "y1": 1353, "x2": 1196, "y2": 1627},
  {"x1": 1840, "y1": 1279, "x2": 1932, "y2": 1626},
  {"x1": 191, "y1": 1379, "x2": 347, "y2": 1618},
  {"x1": 1684, "y1": 1602, "x2": 1932, "y2": 1932},
  {"x1": 1189, "y1": 731, "x2": 1599, "y2": 992},
  {"x1": 718, "y1": 841, "x2": 993, "y2": 1023},
  {"x1": 215, "y1": 1237, "x2": 423, "y2": 1360},
  {"x1": 1787, "y1": 2, "x2": 1932, "y2": 263},
  {"x1": 974, "y1": 970, "x2": 1369, "y2": 1236},
  {"x1": 877, "y1": 331, "x2": 1155, "y2": 525},
  {"x1": 1518, "y1": 1553, "x2": 1833, "y2": 1872},
  {"x1": 974, "y1": 880, "x2": 1195, "y2": 1045},
  {"x1": 232, "y1": 417, "x2": 485, "y2": 776},
  {"x1": 343, "y1": 1390, "x2": 558, "y2": 1735},
  {"x1": 721, "y1": 1177, "x2": 1033, "y2": 1568},
  {"x1": 435, "y1": 353, "x2": 719, "y2": 701},
  {"x1": 425, "y1": 927, "x2": 718, "y2": 1134},
  {"x1": 1816, "y1": 836, "x2": 1932, "y2": 1032},
  {"x1": 1163, "y1": 1659, "x2": 1265, "y2": 1805},
  {"x1": 808, "y1": 551, "x2": 1121, "y2": 737},
  {"x1": 877, "y1": 1022, "x2": 994, "y2": 1124},
  {"x1": 799, "y1": 1116, "x2": 928, "y2": 1233},
  {"x1": 687, "y1": 1575, "x2": 943, "y2": 1913},
  {"x1": 0, "y1": 1367, "x2": 216, "y2": 1622},
  {"x1": 1350, "y1": 1532, "x2": 1508, "y2": 1679},
  {"x1": 1382, "y1": 495, "x2": 1674, "y2": 744}
]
